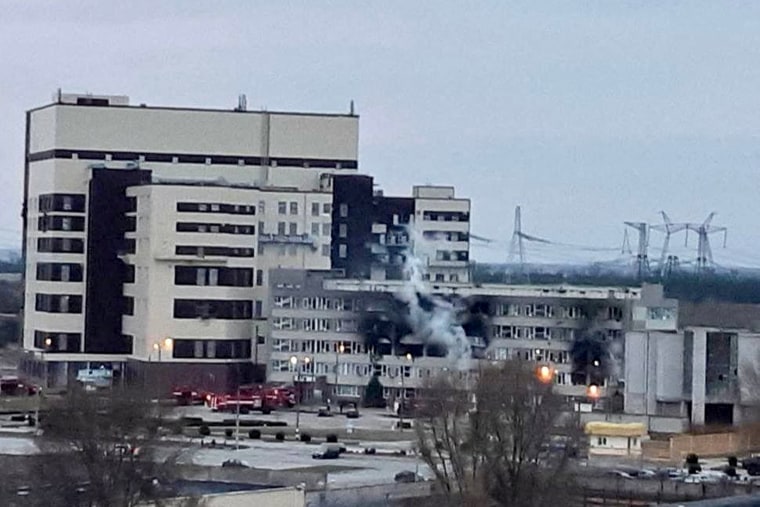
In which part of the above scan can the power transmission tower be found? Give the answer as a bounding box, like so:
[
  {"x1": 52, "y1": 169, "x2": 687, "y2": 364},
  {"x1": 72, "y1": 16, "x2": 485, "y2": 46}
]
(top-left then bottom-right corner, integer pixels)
[
  {"x1": 650, "y1": 211, "x2": 687, "y2": 278},
  {"x1": 685, "y1": 212, "x2": 727, "y2": 273},
  {"x1": 508, "y1": 206, "x2": 526, "y2": 269},
  {"x1": 621, "y1": 229, "x2": 632, "y2": 255},
  {"x1": 623, "y1": 221, "x2": 650, "y2": 280}
]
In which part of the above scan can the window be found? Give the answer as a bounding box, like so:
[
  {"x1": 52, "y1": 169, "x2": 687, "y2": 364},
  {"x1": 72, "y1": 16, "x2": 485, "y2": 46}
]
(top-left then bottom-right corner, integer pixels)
[
  {"x1": 173, "y1": 299, "x2": 252, "y2": 319},
  {"x1": 322, "y1": 244, "x2": 330, "y2": 257},
  {"x1": 174, "y1": 267, "x2": 253, "y2": 287},
  {"x1": 277, "y1": 222, "x2": 286, "y2": 235},
  {"x1": 37, "y1": 237, "x2": 84, "y2": 253},
  {"x1": 311, "y1": 202, "x2": 320, "y2": 216},
  {"x1": 38, "y1": 215, "x2": 85, "y2": 232},
  {"x1": 339, "y1": 223, "x2": 347, "y2": 238},
  {"x1": 33, "y1": 331, "x2": 81, "y2": 353},
  {"x1": 278, "y1": 201, "x2": 287, "y2": 215},
  {"x1": 339, "y1": 203, "x2": 348, "y2": 217},
  {"x1": 174, "y1": 246, "x2": 254, "y2": 257},
  {"x1": 311, "y1": 223, "x2": 320, "y2": 236},
  {"x1": 289, "y1": 222, "x2": 297, "y2": 236},
  {"x1": 450, "y1": 274, "x2": 459, "y2": 282},
  {"x1": 290, "y1": 202, "x2": 298, "y2": 215},
  {"x1": 36, "y1": 263, "x2": 83, "y2": 282},
  {"x1": 323, "y1": 203, "x2": 331, "y2": 214},
  {"x1": 254, "y1": 300, "x2": 263, "y2": 318},
  {"x1": 256, "y1": 270, "x2": 263, "y2": 286},
  {"x1": 435, "y1": 273, "x2": 445, "y2": 282},
  {"x1": 597, "y1": 437, "x2": 607, "y2": 446},
  {"x1": 38, "y1": 193, "x2": 86, "y2": 213},
  {"x1": 338, "y1": 244, "x2": 347, "y2": 258},
  {"x1": 35, "y1": 294, "x2": 83, "y2": 313},
  {"x1": 322, "y1": 223, "x2": 331, "y2": 236},
  {"x1": 258, "y1": 201, "x2": 266, "y2": 214},
  {"x1": 173, "y1": 339, "x2": 251, "y2": 359},
  {"x1": 176, "y1": 202, "x2": 255, "y2": 215}
]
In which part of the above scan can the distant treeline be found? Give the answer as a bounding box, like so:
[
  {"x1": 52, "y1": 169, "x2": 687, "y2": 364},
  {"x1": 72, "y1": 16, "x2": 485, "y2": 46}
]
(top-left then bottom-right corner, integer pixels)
[
  {"x1": 0, "y1": 259, "x2": 22, "y2": 273},
  {"x1": 471, "y1": 263, "x2": 760, "y2": 304}
]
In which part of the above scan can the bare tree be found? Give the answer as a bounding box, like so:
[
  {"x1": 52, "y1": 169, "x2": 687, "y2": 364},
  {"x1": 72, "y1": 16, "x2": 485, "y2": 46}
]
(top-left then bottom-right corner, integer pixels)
[
  {"x1": 416, "y1": 360, "x2": 579, "y2": 507},
  {"x1": 30, "y1": 385, "x2": 198, "y2": 507}
]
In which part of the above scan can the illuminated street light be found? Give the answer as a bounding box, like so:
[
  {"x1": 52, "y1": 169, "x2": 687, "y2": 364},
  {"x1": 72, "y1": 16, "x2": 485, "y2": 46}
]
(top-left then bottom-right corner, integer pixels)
[
  {"x1": 537, "y1": 365, "x2": 555, "y2": 384},
  {"x1": 163, "y1": 337, "x2": 173, "y2": 350},
  {"x1": 587, "y1": 384, "x2": 600, "y2": 399}
]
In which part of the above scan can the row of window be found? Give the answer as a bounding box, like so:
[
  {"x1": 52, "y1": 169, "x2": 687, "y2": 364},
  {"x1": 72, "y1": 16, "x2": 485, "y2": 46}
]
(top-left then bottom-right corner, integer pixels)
[
  {"x1": 434, "y1": 250, "x2": 469, "y2": 262},
  {"x1": 172, "y1": 339, "x2": 251, "y2": 359},
  {"x1": 422, "y1": 231, "x2": 469, "y2": 242},
  {"x1": 270, "y1": 358, "x2": 465, "y2": 382},
  {"x1": 494, "y1": 303, "x2": 624, "y2": 321},
  {"x1": 272, "y1": 338, "x2": 366, "y2": 354},
  {"x1": 33, "y1": 330, "x2": 81, "y2": 352},
  {"x1": 421, "y1": 211, "x2": 469, "y2": 222},
  {"x1": 272, "y1": 317, "x2": 358, "y2": 332},
  {"x1": 273, "y1": 296, "x2": 360, "y2": 311},
  {"x1": 37, "y1": 237, "x2": 85, "y2": 253},
  {"x1": 175, "y1": 266, "x2": 256, "y2": 287},
  {"x1": 491, "y1": 325, "x2": 621, "y2": 341},
  {"x1": 35, "y1": 294, "x2": 82, "y2": 314},
  {"x1": 489, "y1": 347, "x2": 571, "y2": 364},
  {"x1": 38, "y1": 193, "x2": 86, "y2": 213},
  {"x1": 173, "y1": 299, "x2": 260, "y2": 319},
  {"x1": 175, "y1": 246, "x2": 255, "y2": 258},
  {"x1": 36, "y1": 263, "x2": 83, "y2": 282},
  {"x1": 176, "y1": 202, "x2": 256, "y2": 215},
  {"x1": 176, "y1": 222, "x2": 255, "y2": 235},
  {"x1": 29, "y1": 149, "x2": 357, "y2": 169},
  {"x1": 38, "y1": 215, "x2": 85, "y2": 232}
]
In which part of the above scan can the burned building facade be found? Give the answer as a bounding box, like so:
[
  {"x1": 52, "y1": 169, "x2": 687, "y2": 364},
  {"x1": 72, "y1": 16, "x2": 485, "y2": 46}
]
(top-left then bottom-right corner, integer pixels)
[{"x1": 267, "y1": 268, "x2": 675, "y2": 404}]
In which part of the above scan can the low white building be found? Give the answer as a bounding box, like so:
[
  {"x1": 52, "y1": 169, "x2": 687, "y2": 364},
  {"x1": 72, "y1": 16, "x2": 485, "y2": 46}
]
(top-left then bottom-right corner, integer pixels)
[{"x1": 585, "y1": 421, "x2": 647, "y2": 457}]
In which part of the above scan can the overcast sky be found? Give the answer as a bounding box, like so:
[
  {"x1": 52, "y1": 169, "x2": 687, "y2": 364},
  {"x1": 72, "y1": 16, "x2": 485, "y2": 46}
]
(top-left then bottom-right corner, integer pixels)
[{"x1": 2, "y1": 1, "x2": 759, "y2": 266}]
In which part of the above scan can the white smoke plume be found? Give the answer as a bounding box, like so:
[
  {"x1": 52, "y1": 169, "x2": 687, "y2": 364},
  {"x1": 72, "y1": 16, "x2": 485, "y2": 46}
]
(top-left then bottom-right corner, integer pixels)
[{"x1": 396, "y1": 221, "x2": 471, "y2": 366}]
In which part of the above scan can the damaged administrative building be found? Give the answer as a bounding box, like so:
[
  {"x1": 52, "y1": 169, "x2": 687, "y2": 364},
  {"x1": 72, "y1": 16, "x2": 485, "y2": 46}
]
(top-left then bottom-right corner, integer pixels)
[{"x1": 267, "y1": 269, "x2": 677, "y2": 407}]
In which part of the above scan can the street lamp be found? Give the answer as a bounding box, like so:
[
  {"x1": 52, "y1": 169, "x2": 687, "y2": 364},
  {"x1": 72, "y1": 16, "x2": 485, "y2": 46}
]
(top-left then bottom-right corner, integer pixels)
[
  {"x1": 536, "y1": 364, "x2": 555, "y2": 384},
  {"x1": 290, "y1": 355, "x2": 311, "y2": 434},
  {"x1": 396, "y1": 353, "x2": 413, "y2": 432},
  {"x1": 334, "y1": 343, "x2": 345, "y2": 401}
]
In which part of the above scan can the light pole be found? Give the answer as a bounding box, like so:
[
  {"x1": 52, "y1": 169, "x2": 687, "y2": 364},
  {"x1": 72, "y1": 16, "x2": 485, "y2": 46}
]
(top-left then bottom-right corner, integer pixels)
[
  {"x1": 334, "y1": 343, "x2": 345, "y2": 402},
  {"x1": 290, "y1": 355, "x2": 311, "y2": 435},
  {"x1": 397, "y1": 353, "x2": 413, "y2": 432}
]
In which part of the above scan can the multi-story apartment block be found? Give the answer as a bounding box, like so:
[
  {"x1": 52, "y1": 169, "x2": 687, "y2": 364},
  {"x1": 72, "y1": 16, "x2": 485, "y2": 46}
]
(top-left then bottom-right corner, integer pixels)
[
  {"x1": 22, "y1": 92, "x2": 357, "y2": 388},
  {"x1": 268, "y1": 267, "x2": 675, "y2": 405},
  {"x1": 625, "y1": 300, "x2": 760, "y2": 432},
  {"x1": 330, "y1": 175, "x2": 470, "y2": 283}
]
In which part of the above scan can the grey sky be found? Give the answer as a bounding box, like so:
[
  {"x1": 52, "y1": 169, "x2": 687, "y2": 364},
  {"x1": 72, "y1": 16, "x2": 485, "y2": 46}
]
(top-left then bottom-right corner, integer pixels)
[{"x1": 2, "y1": 1, "x2": 759, "y2": 266}]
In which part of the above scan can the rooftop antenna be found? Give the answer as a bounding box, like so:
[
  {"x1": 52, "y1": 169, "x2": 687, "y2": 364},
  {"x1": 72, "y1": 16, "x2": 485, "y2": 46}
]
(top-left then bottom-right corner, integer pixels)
[
  {"x1": 235, "y1": 94, "x2": 247, "y2": 112},
  {"x1": 623, "y1": 221, "x2": 649, "y2": 280},
  {"x1": 685, "y1": 212, "x2": 727, "y2": 273},
  {"x1": 650, "y1": 211, "x2": 687, "y2": 277},
  {"x1": 349, "y1": 100, "x2": 355, "y2": 115}
]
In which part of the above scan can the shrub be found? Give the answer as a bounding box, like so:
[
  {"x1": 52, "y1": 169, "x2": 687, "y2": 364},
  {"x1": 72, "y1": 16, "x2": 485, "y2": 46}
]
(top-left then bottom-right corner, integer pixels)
[
  {"x1": 363, "y1": 376, "x2": 386, "y2": 408},
  {"x1": 300, "y1": 433, "x2": 312, "y2": 442},
  {"x1": 199, "y1": 425, "x2": 211, "y2": 437},
  {"x1": 224, "y1": 428, "x2": 233, "y2": 438},
  {"x1": 326, "y1": 434, "x2": 338, "y2": 443},
  {"x1": 275, "y1": 431, "x2": 285, "y2": 441},
  {"x1": 248, "y1": 429, "x2": 261, "y2": 439}
]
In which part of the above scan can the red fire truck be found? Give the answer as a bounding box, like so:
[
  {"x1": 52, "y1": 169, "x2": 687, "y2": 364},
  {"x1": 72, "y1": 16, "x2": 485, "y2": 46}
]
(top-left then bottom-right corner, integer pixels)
[{"x1": 205, "y1": 385, "x2": 295, "y2": 413}]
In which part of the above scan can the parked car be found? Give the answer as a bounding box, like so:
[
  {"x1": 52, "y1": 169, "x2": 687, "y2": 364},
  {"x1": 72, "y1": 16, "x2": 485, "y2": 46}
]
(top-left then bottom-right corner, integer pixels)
[
  {"x1": 345, "y1": 403, "x2": 360, "y2": 418},
  {"x1": 317, "y1": 406, "x2": 333, "y2": 417},
  {"x1": 221, "y1": 459, "x2": 249, "y2": 468},
  {"x1": 312, "y1": 444, "x2": 341, "y2": 460},
  {"x1": 394, "y1": 470, "x2": 424, "y2": 483}
]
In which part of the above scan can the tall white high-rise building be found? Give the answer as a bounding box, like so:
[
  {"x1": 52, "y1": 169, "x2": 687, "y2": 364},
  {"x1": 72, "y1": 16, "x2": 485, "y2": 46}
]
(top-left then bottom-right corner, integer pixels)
[{"x1": 22, "y1": 92, "x2": 358, "y2": 388}]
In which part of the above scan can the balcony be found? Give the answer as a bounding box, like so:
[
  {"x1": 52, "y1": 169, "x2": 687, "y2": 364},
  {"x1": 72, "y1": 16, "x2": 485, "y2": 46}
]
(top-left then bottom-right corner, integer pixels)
[{"x1": 259, "y1": 233, "x2": 317, "y2": 249}]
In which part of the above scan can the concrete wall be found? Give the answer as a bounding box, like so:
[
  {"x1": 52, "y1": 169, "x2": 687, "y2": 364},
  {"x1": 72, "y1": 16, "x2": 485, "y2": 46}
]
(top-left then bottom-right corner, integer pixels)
[
  {"x1": 305, "y1": 482, "x2": 433, "y2": 507},
  {"x1": 146, "y1": 487, "x2": 305, "y2": 507}
]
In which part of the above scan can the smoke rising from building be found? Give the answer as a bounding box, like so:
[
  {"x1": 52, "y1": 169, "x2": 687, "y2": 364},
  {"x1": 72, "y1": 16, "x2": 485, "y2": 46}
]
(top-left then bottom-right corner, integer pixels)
[{"x1": 358, "y1": 222, "x2": 486, "y2": 366}]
